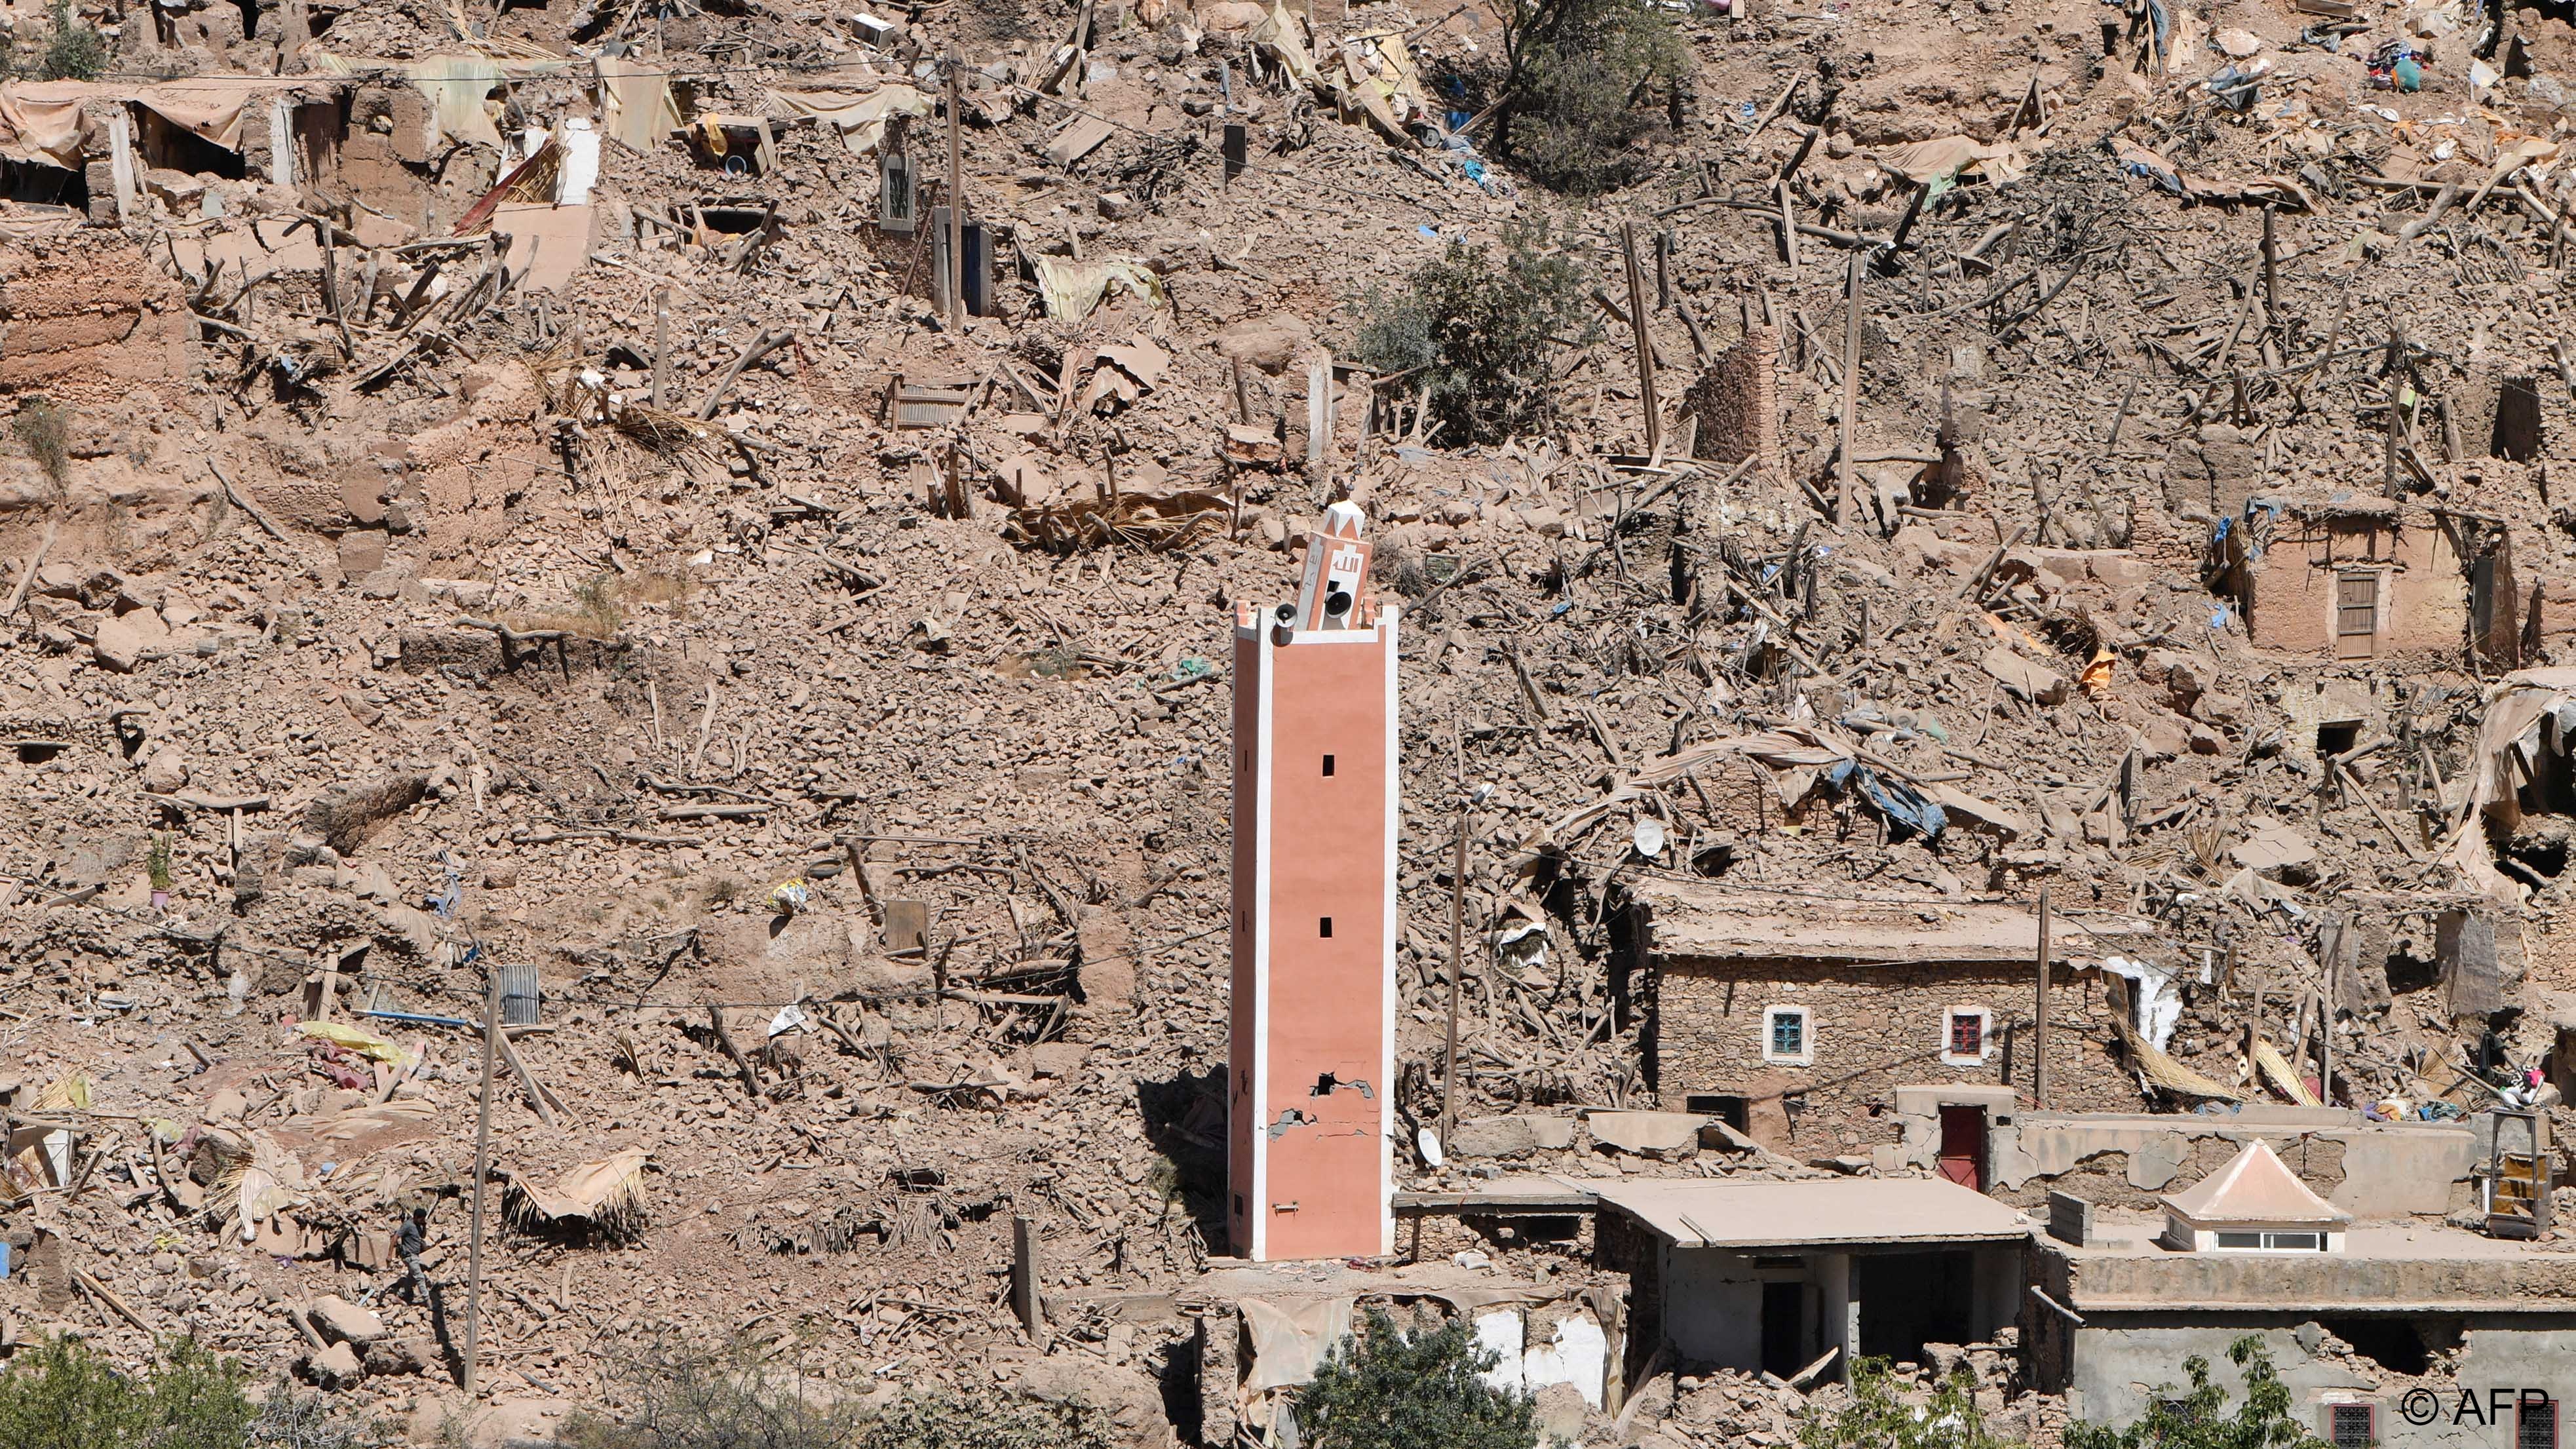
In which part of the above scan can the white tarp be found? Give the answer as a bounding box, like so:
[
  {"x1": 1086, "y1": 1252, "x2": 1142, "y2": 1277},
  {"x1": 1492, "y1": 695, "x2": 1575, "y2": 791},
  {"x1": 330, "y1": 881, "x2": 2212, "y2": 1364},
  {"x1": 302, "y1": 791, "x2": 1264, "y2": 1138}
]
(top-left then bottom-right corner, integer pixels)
[
  {"x1": 0, "y1": 82, "x2": 88, "y2": 169},
  {"x1": 1239, "y1": 1296, "x2": 1356, "y2": 1398}
]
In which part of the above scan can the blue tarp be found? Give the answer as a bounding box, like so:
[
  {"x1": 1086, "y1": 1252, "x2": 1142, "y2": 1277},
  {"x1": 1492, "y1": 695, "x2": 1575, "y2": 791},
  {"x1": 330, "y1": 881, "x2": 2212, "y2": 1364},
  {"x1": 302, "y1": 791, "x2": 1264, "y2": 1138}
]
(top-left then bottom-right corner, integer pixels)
[{"x1": 1825, "y1": 759, "x2": 1948, "y2": 840}]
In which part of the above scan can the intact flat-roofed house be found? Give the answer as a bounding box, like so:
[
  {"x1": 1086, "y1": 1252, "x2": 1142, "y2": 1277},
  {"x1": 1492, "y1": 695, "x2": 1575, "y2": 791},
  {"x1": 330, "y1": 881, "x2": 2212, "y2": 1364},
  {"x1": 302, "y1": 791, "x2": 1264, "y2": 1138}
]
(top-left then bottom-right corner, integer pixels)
[
  {"x1": 2033, "y1": 1136, "x2": 2576, "y2": 1449},
  {"x1": 1619, "y1": 882, "x2": 2159, "y2": 1177},
  {"x1": 1593, "y1": 1177, "x2": 2033, "y2": 1383}
]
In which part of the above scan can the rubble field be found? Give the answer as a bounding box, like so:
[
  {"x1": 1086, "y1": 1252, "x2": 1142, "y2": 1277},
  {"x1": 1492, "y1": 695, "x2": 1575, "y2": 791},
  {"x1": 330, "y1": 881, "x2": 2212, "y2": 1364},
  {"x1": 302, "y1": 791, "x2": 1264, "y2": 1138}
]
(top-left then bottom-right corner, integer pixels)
[{"x1": 6, "y1": 0, "x2": 2576, "y2": 1442}]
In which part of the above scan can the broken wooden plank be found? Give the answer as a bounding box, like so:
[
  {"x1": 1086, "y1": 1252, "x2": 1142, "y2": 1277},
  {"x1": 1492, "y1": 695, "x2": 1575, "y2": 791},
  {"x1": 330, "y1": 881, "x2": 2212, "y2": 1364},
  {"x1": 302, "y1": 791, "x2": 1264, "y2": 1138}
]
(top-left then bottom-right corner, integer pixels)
[{"x1": 1045, "y1": 116, "x2": 1114, "y2": 169}]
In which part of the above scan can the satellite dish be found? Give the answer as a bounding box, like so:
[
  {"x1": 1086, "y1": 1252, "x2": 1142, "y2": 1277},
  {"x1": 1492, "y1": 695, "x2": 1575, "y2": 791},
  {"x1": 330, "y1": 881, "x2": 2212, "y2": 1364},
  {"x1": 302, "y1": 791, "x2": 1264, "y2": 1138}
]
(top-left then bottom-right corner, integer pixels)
[{"x1": 1633, "y1": 817, "x2": 1668, "y2": 859}]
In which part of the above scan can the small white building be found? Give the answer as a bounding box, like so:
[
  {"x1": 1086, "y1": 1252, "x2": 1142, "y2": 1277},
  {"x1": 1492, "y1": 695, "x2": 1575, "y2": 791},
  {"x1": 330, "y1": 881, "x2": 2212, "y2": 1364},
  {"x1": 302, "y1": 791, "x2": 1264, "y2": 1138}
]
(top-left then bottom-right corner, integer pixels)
[{"x1": 2159, "y1": 1139, "x2": 2351, "y2": 1253}]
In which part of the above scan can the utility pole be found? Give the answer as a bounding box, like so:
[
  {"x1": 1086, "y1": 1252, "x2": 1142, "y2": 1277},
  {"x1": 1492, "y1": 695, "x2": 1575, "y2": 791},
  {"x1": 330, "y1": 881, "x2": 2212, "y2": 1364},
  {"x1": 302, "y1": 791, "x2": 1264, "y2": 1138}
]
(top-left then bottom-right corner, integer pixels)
[
  {"x1": 650, "y1": 287, "x2": 668, "y2": 410},
  {"x1": 461, "y1": 970, "x2": 501, "y2": 1398},
  {"x1": 1839, "y1": 247, "x2": 1864, "y2": 527},
  {"x1": 946, "y1": 45, "x2": 967, "y2": 331},
  {"x1": 2381, "y1": 327, "x2": 2406, "y2": 499},
  {"x1": 2033, "y1": 887, "x2": 2052, "y2": 1110},
  {"x1": 1437, "y1": 807, "x2": 1470, "y2": 1150}
]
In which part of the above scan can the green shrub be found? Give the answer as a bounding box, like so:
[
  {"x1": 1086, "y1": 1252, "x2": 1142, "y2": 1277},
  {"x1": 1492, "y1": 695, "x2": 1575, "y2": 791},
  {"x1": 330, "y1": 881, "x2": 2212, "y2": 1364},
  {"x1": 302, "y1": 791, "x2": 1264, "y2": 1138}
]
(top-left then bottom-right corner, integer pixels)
[
  {"x1": 37, "y1": 0, "x2": 105, "y2": 82},
  {"x1": 1799, "y1": 1356, "x2": 2018, "y2": 1449},
  {"x1": 0, "y1": 1336, "x2": 256, "y2": 1449},
  {"x1": 1353, "y1": 217, "x2": 1585, "y2": 447},
  {"x1": 1294, "y1": 1306, "x2": 1537, "y2": 1449},
  {"x1": 1491, "y1": 0, "x2": 1683, "y2": 194},
  {"x1": 2064, "y1": 1336, "x2": 2334, "y2": 1449}
]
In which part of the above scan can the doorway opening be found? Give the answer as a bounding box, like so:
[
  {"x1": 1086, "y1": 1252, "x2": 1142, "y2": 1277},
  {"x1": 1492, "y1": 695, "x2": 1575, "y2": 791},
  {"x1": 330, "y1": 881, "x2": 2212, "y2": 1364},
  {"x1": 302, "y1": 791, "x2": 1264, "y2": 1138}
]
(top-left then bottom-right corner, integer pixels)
[
  {"x1": 1855, "y1": 1250, "x2": 1972, "y2": 1364},
  {"x1": 1759, "y1": 1280, "x2": 1804, "y2": 1380}
]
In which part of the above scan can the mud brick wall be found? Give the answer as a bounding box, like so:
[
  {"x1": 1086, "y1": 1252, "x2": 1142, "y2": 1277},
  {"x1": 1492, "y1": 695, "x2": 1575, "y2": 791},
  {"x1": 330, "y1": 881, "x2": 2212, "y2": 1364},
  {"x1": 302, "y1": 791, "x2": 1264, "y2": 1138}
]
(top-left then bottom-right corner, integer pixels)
[
  {"x1": 1683, "y1": 326, "x2": 1781, "y2": 476},
  {"x1": 1649, "y1": 959, "x2": 2144, "y2": 1152},
  {"x1": 0, "y1": 233, "x2": 194, "y2": 402},
  {"x1": 2244, "y1": 516, "x2": 2466, "y2": 660}
]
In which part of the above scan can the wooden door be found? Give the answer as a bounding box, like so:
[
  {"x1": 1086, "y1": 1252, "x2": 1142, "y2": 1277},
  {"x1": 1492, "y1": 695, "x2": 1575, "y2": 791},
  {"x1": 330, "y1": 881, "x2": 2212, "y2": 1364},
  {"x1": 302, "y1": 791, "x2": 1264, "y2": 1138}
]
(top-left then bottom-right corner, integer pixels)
[
  {"x1": 1937, "y1": 1105, "x2": 1985, "y2": 1189},
  {"x1": 2334, "y1": 571, "x2": 2379, "y2": 660}
]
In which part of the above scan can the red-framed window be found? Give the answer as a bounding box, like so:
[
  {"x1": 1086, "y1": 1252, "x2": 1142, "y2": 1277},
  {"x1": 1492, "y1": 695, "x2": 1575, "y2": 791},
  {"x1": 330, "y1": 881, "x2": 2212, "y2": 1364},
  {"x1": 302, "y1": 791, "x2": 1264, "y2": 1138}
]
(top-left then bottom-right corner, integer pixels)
[
  {"x1": 1948, "y1": 1012, "x2": 1984, "y2": 1057},
  {"x1": 2521, "y1": 1397, "x2": 2558, "y2": 1449}
]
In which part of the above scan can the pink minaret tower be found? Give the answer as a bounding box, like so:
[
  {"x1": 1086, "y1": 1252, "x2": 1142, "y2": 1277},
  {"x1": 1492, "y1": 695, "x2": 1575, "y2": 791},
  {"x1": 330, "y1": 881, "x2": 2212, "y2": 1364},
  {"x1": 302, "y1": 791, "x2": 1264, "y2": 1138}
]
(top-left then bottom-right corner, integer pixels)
[{"x1": 1227, "y1": 501, "x2": 1398, "y2": 1262}]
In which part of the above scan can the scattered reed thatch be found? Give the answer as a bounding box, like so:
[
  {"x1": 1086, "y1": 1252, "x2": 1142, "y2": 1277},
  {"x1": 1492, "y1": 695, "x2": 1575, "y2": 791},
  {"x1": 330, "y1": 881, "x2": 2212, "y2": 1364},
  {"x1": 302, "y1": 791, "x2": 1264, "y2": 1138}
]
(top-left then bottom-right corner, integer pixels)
[
  {"x1": 504, "y1": 1147, "x2": 650, "y2": 1243},
  {"x1": 1005, "y1": 487, "x2": 1229, "y2": 553}
]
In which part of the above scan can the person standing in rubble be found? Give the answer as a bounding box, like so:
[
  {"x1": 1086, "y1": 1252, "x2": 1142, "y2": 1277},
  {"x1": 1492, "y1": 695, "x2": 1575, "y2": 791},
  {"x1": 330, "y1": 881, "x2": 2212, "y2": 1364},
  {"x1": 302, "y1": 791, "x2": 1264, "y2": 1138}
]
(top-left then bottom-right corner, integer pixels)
[{"x1": 397, "y1": 1206, "x2": 431, "y2": 1304}]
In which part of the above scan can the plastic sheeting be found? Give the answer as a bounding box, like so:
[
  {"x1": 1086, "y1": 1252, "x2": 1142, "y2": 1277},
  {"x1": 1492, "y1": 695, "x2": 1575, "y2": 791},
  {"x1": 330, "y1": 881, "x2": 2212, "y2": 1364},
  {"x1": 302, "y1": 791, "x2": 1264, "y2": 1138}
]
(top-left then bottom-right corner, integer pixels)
[
  {"x1": 1246, "y1": 3, "x2": 1434, "y2": 147},
  {"x1": 1876, "y1": 134, "x2": 2029, "y2": 189},
  {"x1": 232, "y1": 1132, "x2": 309, "y2": 1243},
  {"x1": 410, "y1": 54, "x2": 509, "y2": 151},
  {"x1": 1825, "y1": 758, "x2": 1947, "y2": 840},
  {"x1": 0, "y1": 76, "x2": 264, "y2": 157},
  {"x1": 768, "y1": 83, "x2": 931, "y2": 156},
  {"x1": 0, "y1": 83, "x2": 88, "y2": 170},
  {"x1": 595, "y1": 54, "x2": 683, "y2": 153},
  {"x1": 1248, "y1": 0, "x2": 1320, "y2": 91},
  {"x1": 2446, "y1": 667, "x2": 2576, "y2": 904},
  {"x1": 1031, "y1": 255, "x2": 1166, "y2": 320},
  {"x1": 131, "y1": 79, "x2": 250, "y2": 151},
  {"x1": 296, "y1": 1020, "x2": 413, "y2": 1064},
  {"x1": 1239, "y1": 1296, "x2": 1356, "y2": 1397},
  {"x1": 1326, "y1": 28, "x2": 1430, "y2": 143}
]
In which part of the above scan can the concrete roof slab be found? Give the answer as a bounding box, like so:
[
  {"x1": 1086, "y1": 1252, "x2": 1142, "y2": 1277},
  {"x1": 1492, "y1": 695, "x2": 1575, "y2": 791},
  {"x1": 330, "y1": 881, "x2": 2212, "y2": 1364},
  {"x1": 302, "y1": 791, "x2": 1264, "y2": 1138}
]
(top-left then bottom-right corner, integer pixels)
[{"x1": 1589, "y1": 1176, "x2": 2034, "y2": 1249}]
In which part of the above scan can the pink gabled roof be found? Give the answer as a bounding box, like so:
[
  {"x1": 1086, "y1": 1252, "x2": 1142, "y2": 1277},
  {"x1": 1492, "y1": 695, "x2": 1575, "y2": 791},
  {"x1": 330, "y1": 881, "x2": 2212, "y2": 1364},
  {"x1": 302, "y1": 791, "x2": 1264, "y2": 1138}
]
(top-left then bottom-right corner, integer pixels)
[{"x1": 2160, "y1": 1138, "x2": 2352, "y2": 1226}]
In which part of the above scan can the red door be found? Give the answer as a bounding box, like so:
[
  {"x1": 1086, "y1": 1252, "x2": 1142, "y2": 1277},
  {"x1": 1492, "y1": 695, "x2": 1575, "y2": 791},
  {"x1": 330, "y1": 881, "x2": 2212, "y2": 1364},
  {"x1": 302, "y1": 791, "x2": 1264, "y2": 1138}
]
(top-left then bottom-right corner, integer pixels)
[{"x1": 1937, "y1": 1106, "x2": 1985, "y2": 1189}]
